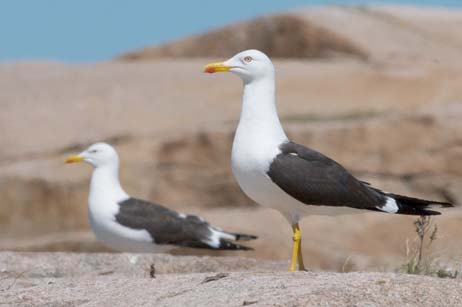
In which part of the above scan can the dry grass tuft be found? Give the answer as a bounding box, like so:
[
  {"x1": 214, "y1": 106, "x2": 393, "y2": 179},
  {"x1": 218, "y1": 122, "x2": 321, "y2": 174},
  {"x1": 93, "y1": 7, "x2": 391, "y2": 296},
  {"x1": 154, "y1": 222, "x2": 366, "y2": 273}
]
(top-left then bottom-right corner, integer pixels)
[{"x1": 401, "y1": 216, "x2": 458, "y2": 278}]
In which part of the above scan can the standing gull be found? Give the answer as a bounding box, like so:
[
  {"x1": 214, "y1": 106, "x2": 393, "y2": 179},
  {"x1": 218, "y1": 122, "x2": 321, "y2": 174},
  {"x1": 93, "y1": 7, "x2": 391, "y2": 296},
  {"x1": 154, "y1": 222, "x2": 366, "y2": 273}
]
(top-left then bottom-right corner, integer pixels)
[
  {"x1": 65, "y1": 142, "x2": 257, "y2": 252},
  {"x1": 204, "y1": 49, "x2": 453, "y2": 271}
]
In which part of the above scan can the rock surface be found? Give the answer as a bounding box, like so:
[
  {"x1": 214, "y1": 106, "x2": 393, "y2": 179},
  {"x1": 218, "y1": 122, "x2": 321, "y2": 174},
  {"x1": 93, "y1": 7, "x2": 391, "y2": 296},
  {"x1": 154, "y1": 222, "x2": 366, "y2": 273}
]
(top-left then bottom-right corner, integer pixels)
[
  {"x1": 1, "y1": 252, "x2": 461, "y2": 307},
  {"x1": 119, "y1": 5, "x2": 462, "y2": 66},
  {"x1": 118, "y1": 13, "x2": 367, "y2": 60}
]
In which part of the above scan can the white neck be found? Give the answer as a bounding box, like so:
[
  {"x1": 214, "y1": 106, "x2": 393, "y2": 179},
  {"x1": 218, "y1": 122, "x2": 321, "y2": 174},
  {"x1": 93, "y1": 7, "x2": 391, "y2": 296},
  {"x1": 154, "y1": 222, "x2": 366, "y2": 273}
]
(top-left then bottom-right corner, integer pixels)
[
  {"x1": 236, "y1": 76, "x2": 287, "y2": 144},
  {"x1": 89, "y1": 163, "x2": 129, "y2": 206}
]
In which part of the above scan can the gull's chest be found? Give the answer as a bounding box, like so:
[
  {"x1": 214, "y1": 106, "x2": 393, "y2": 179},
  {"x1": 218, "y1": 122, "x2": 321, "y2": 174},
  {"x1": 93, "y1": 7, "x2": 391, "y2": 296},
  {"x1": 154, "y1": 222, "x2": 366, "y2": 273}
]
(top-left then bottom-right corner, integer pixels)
[
  {"x1": 231, "y1": 129, "x2": 279, "y2": 175},
  {"x1": 231, "y1": 130, "x2": 283, "y2": 202}
]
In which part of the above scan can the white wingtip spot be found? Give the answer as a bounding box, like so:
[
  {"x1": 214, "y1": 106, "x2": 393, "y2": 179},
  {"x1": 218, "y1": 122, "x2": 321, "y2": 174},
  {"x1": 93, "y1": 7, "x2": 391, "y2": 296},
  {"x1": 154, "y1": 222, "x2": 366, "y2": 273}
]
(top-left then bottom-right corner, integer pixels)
[
  {"x1": 206, "y1": 229, "x2": 222, "y2": 248},
  {"x1": 205, "y1": 227, "x2": 235, "y2": 248},
  {"x1": 178, "y1": 213, "x2": 186, "y2": 219},
  {"x1": 380, "y1": 197, "x2": 399, "y2": 213}
]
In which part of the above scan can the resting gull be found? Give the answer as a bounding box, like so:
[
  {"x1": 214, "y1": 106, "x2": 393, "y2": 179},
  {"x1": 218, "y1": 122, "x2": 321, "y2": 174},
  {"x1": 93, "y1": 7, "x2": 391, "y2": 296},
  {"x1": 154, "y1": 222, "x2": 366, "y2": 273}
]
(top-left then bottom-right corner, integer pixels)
[{"x1": 66, "y1": 142, "x2": 257, "y2": 252}]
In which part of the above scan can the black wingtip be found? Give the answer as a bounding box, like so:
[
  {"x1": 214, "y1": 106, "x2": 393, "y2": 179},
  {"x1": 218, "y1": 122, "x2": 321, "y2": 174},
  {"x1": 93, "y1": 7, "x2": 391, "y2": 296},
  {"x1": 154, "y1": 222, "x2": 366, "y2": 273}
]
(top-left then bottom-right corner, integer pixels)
[
  {"x1": 234, "y1": 233, "x2": 258, "y2": 241},
  {"x1": 397, "y1": 207, "x2": 442, "y2": 216},
  {"x1": 435, "y1": 201, "x2": 455, "y2": 208},
  {"x1": 389, "y1": 193, "x2": 454, "y2": 216},
  {"x1": 218, "y1": 239, "x2": 254, "y2": 251}
]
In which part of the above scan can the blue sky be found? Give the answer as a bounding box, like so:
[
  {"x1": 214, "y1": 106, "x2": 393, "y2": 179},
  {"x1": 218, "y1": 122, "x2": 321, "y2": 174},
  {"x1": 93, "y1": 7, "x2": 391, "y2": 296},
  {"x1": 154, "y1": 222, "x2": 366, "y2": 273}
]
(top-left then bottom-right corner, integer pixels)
[{"x1": 0, "y1": 0, "x2": 460, "y2": 62}]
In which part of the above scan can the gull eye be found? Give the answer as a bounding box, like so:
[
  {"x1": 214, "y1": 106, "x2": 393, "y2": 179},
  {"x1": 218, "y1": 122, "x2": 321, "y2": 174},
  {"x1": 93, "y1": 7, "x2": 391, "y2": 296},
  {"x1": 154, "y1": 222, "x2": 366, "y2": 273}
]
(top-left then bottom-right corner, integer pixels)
[
  {"x1": 243, "y1": 56, "x2": 253, "y2": 63},
  {"x1": 89, "y1": 149, "x2": 98, "y2": 154}
]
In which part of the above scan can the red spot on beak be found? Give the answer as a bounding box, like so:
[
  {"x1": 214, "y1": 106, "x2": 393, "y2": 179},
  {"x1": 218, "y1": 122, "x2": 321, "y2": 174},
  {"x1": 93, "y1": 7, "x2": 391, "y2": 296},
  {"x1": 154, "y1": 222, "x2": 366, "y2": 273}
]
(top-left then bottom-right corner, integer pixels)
[{"x1": 205, "y1": 67, "x2": 216, "y2": 73}]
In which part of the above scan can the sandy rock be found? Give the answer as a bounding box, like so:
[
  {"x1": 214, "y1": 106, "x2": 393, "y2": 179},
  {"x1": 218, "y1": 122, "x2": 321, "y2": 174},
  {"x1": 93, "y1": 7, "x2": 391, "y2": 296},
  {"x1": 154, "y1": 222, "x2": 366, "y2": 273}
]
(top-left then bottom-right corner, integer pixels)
[
  {"x1": 0, "y1": 252, "x2": 282, "y2": 277},
  {"x1": 298, "y1": 6, "x2": 462, "y2": 65},
  {"x1": 119, "y1": 6, "x2": 462, "y2": 66},
  {"x1": 1, "y1": 252, "x2": 461, "y2": 307},
  {"x1": 118, "y1": 13, "x2": 367, "y2": 60}
]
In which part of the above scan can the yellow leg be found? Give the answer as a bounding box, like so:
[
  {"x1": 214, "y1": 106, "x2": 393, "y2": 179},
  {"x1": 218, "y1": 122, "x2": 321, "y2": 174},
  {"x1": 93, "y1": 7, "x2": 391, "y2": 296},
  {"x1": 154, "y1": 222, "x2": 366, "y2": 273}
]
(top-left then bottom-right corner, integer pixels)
[
  {"x1": 289, "y1": 223, "x2": 304, "y2": 272},
  {"x1": 298, "y1": 236, "x2": 306, "y2": 271}
]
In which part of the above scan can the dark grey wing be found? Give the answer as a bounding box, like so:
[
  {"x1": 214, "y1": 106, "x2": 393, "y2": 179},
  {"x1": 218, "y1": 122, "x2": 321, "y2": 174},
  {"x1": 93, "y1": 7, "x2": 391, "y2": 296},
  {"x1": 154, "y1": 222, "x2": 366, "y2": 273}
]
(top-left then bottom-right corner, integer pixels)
[
  {"x1": 267, "y1": 142, "x2": 386, "y2": 210},
  {"x1": 116, "y1": 198, "x2": 213, "y2": 248},
  {"x1": 116, "y1": 198, "x2": 257, "y2": 249}
]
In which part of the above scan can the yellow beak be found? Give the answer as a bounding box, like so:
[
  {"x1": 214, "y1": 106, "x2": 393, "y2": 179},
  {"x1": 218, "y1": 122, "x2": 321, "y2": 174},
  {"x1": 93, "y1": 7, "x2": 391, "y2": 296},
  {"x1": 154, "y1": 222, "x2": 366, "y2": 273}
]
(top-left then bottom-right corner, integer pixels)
[
  {"x1": 203, "y1": 62, "x2": 231, "y2": 73},
  {"x1": 65, "y1": 155, "x2": 84, "y2": 163}
]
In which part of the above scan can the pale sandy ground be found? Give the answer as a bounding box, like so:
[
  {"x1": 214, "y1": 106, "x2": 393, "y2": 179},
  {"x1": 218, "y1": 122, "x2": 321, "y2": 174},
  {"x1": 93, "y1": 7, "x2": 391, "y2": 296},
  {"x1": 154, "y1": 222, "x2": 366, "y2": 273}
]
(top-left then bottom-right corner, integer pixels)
[
  {"x1": 1, "y1": 252, "x2": 462, "y2": 307},
  {"x1": 1, "y1": 6, "x2": 462, "y2": 305}
]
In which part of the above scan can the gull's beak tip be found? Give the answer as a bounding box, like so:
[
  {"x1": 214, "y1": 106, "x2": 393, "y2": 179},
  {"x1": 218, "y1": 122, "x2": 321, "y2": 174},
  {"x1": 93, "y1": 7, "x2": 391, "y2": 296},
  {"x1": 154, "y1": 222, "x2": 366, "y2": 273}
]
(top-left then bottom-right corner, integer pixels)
[
  {"x1": 203, "y1": 62, "x2": 230, "y2": 74},
  {"x1": 203, "y1": 64, "x2": 216, "y2": 74},
  {"x1": 65, "y1": 155, "x2": 84, "y2": 164}
]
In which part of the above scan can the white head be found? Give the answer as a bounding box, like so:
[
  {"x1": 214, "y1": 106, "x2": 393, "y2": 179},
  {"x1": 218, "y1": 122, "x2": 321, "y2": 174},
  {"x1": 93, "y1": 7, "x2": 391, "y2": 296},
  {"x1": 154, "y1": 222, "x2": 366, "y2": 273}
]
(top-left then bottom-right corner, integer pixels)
[
  {"x1": 65, "y1": 142, "x2": 119, "y2": 168},
  {"x1": 203, "y1": 49, "x2": 274, "y2": 84}
]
